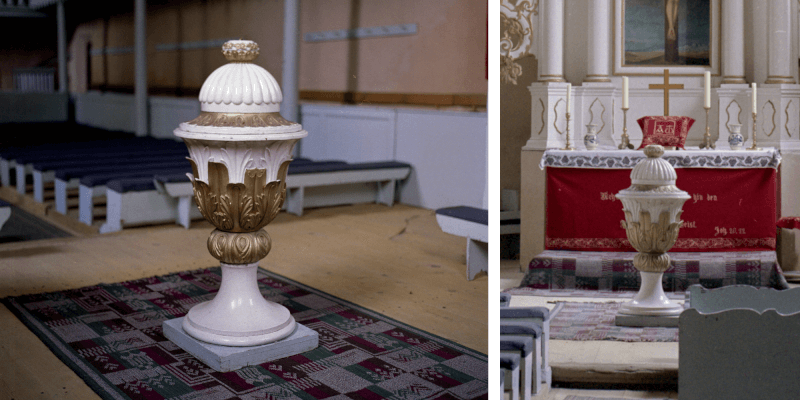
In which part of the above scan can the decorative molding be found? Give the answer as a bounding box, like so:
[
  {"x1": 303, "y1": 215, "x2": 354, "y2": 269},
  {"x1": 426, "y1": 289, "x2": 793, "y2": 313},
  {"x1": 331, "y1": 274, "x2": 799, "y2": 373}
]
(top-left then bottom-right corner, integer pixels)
[
  {"x1": 188, "y1": 112, "x2": 294, "y2": 128},
  {"x1": 553, "y1": 98, "x2": 564, "y2": 135},
  {"x1": 786, "y1": 100, "x2": 793, "y2": 137},
  {"x1": 538, "y1": 98, "x2": 545, "y2": 135},
  {"x1": 207, "y1": 229, "x2": 271, "y2": 264},
  {"x1": 725, "y1": 100, "x2": 741, "y2": 133},
  {"x1": 589, "y1": 98, "x2": 607, "y2": 134},
  {"x1": 501, "y1": 0, "x2": 538, "y2": 85},
  {"x1": 761, "y1": 100, "x2": 776, "y2": 137}
]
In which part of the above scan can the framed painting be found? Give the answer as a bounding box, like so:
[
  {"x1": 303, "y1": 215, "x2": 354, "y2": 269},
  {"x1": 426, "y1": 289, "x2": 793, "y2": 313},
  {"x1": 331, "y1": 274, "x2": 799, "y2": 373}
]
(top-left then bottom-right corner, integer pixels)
[{"x1": 614, "y1": 0, "x2": 719, "y2": 76}]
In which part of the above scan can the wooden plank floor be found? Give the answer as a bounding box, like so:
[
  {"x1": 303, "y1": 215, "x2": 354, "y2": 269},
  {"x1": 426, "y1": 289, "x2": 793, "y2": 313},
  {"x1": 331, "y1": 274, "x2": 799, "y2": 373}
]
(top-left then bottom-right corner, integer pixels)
[{"x1": 0, "y1": 203, "x2": 488, "y2": 400}]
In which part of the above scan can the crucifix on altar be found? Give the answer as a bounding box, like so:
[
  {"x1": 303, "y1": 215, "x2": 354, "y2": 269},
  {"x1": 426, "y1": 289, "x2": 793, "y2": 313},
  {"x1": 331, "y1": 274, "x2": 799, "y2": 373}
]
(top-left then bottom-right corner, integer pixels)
[{"x1": 649, "y1": 69, "x2": 684, "y2": 116}]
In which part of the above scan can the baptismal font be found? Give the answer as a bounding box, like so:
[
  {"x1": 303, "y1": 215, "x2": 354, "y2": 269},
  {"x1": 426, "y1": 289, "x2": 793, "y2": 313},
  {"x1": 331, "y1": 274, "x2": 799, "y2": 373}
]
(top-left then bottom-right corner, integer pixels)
[
  {"x1": 163, "y1": 40, "x2": 317, "y2": 371},
  {"x1": 615, "y1": 144, "x2": 690, "y2": 326}
]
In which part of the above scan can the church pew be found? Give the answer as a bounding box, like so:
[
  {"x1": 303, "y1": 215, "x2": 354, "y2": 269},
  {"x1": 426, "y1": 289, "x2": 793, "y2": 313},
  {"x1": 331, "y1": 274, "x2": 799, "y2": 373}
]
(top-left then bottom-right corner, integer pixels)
[
  {"x1": 77, "y1": 165, "x2": 192, "y2": 226},
  {"x1": 680, "y1": 285, "x2": 800, "y2": 400},
  {"x1": 34, "y1": 148, "x2": 188, "y2": 203},
  {"x1": 501, "y1": 306, "x2": 553, "y2": 387},
  {"x1": 4, "y1": 135, "x2": 181, "y2": 195},
  {"x1": 0, "y1": 200, "x2": 10, "y2": 231},
  {"x1": 435, "y1": 206, "x2": 488, "y2": 280},
  {"x1": 500, "y1": 354, "x2": 521, "y2": 400},
  {"x1": 98, "y1": 160, "x2": 413, "y2": 233},
  {"x1": 501, "y1": 322, "x2": 542, "y2": 397},
  {"x1": 500, "y1": 335, "x2": 535, "y2": 400}
]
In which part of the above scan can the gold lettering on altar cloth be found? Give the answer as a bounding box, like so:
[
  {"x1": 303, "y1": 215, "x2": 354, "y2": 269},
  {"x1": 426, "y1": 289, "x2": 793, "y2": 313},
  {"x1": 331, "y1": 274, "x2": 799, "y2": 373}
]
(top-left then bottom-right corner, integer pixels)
[
  {"x1": 600, "y1": 192, "x2": 618, "y2": 201},
  {"x1": 683, "y1": 221, "x2": 697, "y2": 228},
  {"x1": 691, "y1": 193, "x2": 719, "y2": 203},
  {"x1": 715, "y1": 226, "x2": 746, "y2": 236}
]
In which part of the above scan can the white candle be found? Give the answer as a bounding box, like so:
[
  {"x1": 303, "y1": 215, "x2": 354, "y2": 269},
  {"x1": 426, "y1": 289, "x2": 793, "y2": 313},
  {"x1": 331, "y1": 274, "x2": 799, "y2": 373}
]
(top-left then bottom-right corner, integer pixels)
[
  {"x1": 752, "y1": 83, "x2": 757, "y2": 114},
  {"x1": 622, "y1": 77, "x2": 629, "y2": 109},
  {"x1": 566, "y1": 83, "x2": 572, "y2": 113},
  {"x1": 704, "y1": 71, "x2": 711, "y2": 108}
]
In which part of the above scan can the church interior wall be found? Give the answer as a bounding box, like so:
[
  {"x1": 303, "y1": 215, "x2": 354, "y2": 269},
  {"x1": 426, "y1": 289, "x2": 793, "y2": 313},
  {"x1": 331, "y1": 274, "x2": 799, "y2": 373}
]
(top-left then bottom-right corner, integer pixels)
[{"x1": 68, "y1": 0, "x2": 487, "y2": 97}]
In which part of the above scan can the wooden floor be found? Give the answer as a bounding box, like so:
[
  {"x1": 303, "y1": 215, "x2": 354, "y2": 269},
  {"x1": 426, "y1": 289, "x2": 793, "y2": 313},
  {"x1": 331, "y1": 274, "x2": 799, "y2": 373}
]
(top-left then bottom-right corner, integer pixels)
[{"x1": 0, "y1": 203, "x2": 487, "y2": 400}]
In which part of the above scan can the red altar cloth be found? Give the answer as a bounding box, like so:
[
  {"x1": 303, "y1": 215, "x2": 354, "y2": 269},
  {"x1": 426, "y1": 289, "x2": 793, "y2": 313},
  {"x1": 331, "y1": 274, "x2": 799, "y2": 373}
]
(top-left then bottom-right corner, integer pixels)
[{"x1": 545, "y1": 167, "x2": 777, "y2": 252}]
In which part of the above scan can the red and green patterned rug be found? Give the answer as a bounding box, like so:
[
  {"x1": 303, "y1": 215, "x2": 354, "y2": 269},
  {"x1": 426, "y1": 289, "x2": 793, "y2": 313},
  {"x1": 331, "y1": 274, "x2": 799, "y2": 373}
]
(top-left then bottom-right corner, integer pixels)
[{"x1": 2, "y1": 267, "x2": 487, "y2": 399}]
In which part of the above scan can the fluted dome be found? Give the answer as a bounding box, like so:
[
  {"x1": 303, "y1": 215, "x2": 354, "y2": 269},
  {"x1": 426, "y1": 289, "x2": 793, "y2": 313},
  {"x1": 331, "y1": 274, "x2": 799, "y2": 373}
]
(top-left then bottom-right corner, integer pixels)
[
  {"x1": 198, "y1": 40, "x2": 282, "y2": 113},
  {"x1": 630, "y1": 145, "x2": 677, "y2": 186}
]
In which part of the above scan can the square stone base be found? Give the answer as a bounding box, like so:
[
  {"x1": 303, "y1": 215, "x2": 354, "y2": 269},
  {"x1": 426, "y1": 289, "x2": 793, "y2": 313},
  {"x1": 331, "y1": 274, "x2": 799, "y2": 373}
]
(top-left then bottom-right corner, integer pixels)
[
  {"x1": 615, "y1": 313, "x2": 680, "y2": 327},
  {"x1": 163, "y1": 318, "x2": 319, "y2": 372}
]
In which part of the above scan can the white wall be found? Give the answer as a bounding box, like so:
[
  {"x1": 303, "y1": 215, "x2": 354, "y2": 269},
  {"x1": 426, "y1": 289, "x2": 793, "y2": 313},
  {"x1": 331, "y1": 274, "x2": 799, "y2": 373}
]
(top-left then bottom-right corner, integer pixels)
[{"x1": 300, "y1": 104, "x2": 487, "y2": 210}]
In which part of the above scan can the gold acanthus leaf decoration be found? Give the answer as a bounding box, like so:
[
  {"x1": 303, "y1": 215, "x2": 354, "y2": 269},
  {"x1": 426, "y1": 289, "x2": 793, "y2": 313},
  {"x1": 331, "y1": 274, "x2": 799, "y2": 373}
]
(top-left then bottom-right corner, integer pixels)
[
  {"x1": 620, "y1": 210, "x2": 683, "y2": 272},
  {"x1": 188, "y1": 159, "x2": 291, "y2": 233}
]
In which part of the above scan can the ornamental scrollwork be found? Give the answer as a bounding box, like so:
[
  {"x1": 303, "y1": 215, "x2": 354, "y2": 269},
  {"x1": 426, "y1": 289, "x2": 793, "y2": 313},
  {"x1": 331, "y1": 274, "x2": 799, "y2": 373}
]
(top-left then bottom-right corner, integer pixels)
[{"x1": 501, "y1": 0, "x2": 538, "y2": 85}]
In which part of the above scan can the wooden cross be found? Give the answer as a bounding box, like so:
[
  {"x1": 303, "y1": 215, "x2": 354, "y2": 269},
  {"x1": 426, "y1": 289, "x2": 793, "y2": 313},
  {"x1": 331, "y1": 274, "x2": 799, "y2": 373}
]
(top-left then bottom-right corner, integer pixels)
[{"x1": 649, "y1": 69, "x2": 684, "y2": 116}]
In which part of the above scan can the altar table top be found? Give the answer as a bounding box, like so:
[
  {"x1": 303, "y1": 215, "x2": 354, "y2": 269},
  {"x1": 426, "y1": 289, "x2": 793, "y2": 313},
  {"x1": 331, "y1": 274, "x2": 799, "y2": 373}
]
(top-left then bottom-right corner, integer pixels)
[{"x1": 539, "y1": 147, "x2": 781, "y2": 170}]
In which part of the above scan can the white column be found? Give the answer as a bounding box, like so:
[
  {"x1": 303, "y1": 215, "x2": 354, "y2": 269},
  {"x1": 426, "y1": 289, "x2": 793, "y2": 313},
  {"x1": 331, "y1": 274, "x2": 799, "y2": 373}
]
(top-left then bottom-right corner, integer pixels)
[
  {"x1": 766, "y1": 0, "x2": 795, "y2": 84},
  {"x1": 721, "y1": 0, "x2": 745, "y2": 84},
  {"x1": 540, "y1": 0, "x2": 564, "y2": 82},
  {"x1": 56, "y1": 0, "x2": 67, "y2": 92},
  {"x1": 134, "y1": 0, "x2": 148, "y2": 136},
  {"x1": 280, "y1": 0, "x2": 300, "y2": 123},
  {"x1": 585, "y1": 0, "x2": 610, "y2": 83}
]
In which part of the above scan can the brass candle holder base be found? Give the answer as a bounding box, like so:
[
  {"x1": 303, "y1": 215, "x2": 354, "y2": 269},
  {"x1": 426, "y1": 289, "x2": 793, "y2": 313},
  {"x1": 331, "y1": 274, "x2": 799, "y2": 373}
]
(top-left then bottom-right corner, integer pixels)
[
  {"x1": 562, "y1": 112, "x2": 575, "y2": 150},
  {"x1": 619, "y1": 108, "x2": 634, "y2": 149},
  {"x1": 699, "y1": 106, "x2": 715, "y2": 149},
  {"x1": 747, "y1": 112, "x2": 762, "y2": 151}
]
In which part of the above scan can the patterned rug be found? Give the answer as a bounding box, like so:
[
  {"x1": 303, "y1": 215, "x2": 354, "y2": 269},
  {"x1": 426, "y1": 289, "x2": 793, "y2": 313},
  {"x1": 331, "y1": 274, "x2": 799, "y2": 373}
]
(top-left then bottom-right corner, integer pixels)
[
  {"x1": 521, "y1": 250, "x2": 787, "y2": 292},
  {"x1": 550, "y1": 302, "x2": 679, "y2": 342},
  {"x1": 503, "y1": 288, "x2": 686, "y2": 300},
  {"x1": 2, "y1": 267, "x2": 487, "y2": 399}
]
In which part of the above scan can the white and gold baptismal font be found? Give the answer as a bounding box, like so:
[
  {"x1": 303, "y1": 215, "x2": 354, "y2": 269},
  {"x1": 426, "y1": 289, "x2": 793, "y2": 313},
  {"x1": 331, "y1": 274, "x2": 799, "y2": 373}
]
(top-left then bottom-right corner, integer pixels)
[
  {"x1": 163, "y1": 40, "x2": 317, "y2": 370},
  {"x1": 615, "y1": 144, "x2": 690, "y2": 327}
]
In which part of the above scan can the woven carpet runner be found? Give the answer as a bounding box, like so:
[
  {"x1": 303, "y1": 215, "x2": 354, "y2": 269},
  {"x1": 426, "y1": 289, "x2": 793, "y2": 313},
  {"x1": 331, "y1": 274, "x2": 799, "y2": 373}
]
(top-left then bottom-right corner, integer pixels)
[
  {"x1": 2, "y1": 267, "x2": 487, "y2": 399},
  {"x1": 520, "y1": 250, "x2": 787, "y2": 292},
  {"x1": 550, "y1": 302, "x2": 679, "y2": 342}
]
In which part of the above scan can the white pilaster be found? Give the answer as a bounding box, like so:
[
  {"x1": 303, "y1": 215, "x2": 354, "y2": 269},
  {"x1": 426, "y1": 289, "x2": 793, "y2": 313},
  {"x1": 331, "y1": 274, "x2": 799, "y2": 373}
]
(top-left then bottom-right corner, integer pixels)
[
  {"x1": 766, "y1": 0, "x2": 795, "y2": 84},
  {"x1": 721, "y1": 0, "x2": 745, "y2": 84},
  {"x1": 280, "y1": 0, "x2": 300, "y2": 123},
  {"x1": 585, "y1": 0, "x2": 610, "y2": 83},
  {"x1": 540, "y1": 0, "x2": 564, "y2": 82},
  {"x1": 56, "y1": 0, "x2": 67, "y2": 93},
  {"x1": 134, "y1": 0, "x2": 148, "y2": 137}
]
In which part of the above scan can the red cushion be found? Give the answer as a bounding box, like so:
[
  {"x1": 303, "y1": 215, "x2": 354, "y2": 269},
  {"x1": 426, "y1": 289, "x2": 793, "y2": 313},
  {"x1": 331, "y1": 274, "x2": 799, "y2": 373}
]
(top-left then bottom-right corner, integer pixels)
[
  {"x1": 777, "y1": 217, "x2": 800, "y2": 230},
  {"x1": 636, "y1": 116, "x2": 695, "y2": 149}
]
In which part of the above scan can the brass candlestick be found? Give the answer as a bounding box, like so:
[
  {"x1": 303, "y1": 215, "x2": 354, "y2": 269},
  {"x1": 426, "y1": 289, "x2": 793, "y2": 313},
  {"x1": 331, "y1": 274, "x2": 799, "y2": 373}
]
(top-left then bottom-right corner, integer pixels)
[
  {"x1": 562, "y1": 112, "x2": 575, "y2": 150},
  {"x1": 748, "y1": 112, "x2": 762, "y2": 151},
  {"x1": 619, "y1": 108, "x2": 634, "y2": 149},
  {"x1": 699, "y1": 106, "x2": 715, "y2": 149}
]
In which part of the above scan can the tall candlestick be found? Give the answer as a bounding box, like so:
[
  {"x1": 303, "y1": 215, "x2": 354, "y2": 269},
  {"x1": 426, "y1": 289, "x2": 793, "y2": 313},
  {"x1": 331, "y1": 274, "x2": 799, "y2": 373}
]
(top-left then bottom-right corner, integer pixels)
[
  {"x1": 752, "y1": 83, "x2": 757, "y2": 114},
  {"x1": 566, "y1": 83, "x2": 572, "y2": 113},
  {"x1": 704, "y1": 71, "x2": 711, "y2": 108},
  {"x1": 622, "y1": 77, "x2": 629, "y2": 109}
]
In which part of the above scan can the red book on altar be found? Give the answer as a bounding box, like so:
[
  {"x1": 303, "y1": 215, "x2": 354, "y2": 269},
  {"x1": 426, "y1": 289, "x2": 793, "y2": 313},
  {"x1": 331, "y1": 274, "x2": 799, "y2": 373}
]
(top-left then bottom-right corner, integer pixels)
[{"x1": 637, "y1": 116, "x2": 694, "y2": 150}]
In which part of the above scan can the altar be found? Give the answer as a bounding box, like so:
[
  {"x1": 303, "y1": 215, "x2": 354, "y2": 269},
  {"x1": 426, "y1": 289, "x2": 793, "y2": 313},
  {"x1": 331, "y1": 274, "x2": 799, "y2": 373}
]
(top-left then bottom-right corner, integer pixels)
[{"x1": 541, "y1": 147, "x2": 781, "y2": 252}]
